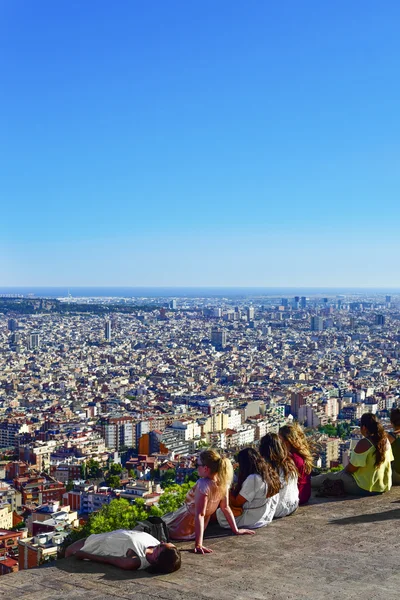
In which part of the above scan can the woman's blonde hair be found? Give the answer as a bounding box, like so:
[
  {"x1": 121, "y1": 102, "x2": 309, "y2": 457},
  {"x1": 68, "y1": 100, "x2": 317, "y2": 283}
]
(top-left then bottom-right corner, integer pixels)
[
  {"x1": 279, "y1": 423, "x2": 314, "y2": 475},
  {"x1": 200, "y1": 449, "x2": 233, "y2": 495}
]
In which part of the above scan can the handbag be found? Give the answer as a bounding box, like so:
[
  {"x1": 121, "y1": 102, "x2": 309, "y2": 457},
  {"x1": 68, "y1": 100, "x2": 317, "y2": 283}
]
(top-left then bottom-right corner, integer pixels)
[
  {"x1": 134, "y1": 516, "x2": 170, "y2": 542},
  {"x1": 316, "y1": 478, "x2": 345, "y2": 498}
]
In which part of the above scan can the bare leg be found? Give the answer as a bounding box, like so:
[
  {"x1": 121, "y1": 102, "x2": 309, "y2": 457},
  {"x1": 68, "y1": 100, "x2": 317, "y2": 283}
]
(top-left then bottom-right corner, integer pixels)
[{"x1": 65, "y1": 538, "x2": 87, "y2": 558}]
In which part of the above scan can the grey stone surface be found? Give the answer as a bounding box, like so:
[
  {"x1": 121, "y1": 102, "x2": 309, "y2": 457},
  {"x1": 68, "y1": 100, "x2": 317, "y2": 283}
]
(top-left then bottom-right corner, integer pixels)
[{"x1": 1, "y1": 489, "x2": 399, "y2": 600}]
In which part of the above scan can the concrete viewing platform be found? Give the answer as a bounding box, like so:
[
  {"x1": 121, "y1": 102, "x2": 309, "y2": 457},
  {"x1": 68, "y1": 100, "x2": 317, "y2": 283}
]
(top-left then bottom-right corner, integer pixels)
[{"x1": 1, "y1": 489, "x2": 399, "y2": 600}]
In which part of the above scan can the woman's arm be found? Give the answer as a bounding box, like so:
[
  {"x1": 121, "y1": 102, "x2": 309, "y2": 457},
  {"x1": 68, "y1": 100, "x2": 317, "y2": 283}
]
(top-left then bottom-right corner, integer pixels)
[
  {"x1": 228, "y1": 490, "x2": 247, "y2": 510},
  {"x1": 220, "y1": 491, "x2": 255, "y2": 536},
  {"x1": 194, "y1": 485, "x2": 210, "y2": 553},
  {"x1": 344, "y1": 438, "x2": 370, "y2": 473},
  {"x1": 74, "y1": 550, "x2": 141, "y2": 571},
  {"x1": 344, "y1": 462, "x2": 359, "y2": 474}
]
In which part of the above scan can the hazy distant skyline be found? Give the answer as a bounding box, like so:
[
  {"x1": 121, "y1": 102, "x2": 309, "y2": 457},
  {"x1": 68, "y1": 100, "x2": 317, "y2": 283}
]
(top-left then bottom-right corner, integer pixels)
[{"x1": 2, "y1": 2, "x2": 400, "y2": 286}]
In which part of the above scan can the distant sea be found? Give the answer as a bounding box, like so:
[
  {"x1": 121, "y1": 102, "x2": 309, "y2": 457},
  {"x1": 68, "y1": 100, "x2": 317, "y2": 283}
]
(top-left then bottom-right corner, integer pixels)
[{"x1": 0, "y1": 287, "x2": 399, "y2": 298}]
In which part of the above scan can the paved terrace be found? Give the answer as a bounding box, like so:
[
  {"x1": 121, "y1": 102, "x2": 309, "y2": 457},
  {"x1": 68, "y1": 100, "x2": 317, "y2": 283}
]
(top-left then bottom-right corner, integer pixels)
[{"x1": 1, "y1": 489, "x2": 399, "y2": 600}]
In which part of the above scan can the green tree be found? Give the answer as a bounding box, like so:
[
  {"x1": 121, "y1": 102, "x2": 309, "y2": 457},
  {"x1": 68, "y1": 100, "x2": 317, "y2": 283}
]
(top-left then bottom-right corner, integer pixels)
[
  {"x1": 336, "y1": 422, "x2": 352, "y2": 439},
  {"x1": 160, "y1": 468, "x2": 176, "y2": 488},
  {"x1": 106, "y1": 474, "x2": 121, "y2": 489},
  {"x1": 86, "y1": 498, "x2": 149, "y2": 534},
  {"x1": 65, "y1": 480, "x2": 74, "y2": 492},
  {"x1": 86, "y1": 458, "x2": 102, "y2": 478},
  {"x1": 184, "y1": 470, "x2": 199, "y2": 484},
  {"x1": 157, "y1": 481, "x2": 195, "y2": 513},
  {"x1": 319, "y1": 424, "x2": 337, "y2": 437},
  {"x1": 196, "y1": 440, "x2": 209, "y2": 449},
  {"x1": 108, "y1": 463, "x2": 123, "y2": 476}
]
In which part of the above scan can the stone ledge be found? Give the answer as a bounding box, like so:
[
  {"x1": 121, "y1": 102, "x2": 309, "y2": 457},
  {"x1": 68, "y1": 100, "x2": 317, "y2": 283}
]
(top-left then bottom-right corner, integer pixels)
[{"x1": 0, "y1": 488, "x2": 399, "y2": 600}]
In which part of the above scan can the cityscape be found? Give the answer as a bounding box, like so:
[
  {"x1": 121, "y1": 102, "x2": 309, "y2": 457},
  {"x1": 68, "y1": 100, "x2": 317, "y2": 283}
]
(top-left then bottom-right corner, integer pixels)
[
  {"x1": 2, "y1": 1, "x2": 400, "y2": 595},
  {"x1": 0, "y1": 289, "x2": 398, "y2": 573}
]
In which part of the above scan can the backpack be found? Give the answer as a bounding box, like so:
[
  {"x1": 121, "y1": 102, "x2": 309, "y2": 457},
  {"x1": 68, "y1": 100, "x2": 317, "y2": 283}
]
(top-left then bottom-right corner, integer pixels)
[
  {"x1": 134, "y1": 516, "x2": 170, "y2": 542},
  {"x1": 316, "y1": 478, "x2": 345, "y2": 498}
]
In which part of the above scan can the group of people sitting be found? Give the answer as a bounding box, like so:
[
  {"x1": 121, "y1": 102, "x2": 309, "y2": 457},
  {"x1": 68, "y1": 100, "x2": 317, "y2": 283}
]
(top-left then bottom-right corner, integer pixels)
[{"x1": 66, "y1": 409, "x2": 400, "y2": 574}]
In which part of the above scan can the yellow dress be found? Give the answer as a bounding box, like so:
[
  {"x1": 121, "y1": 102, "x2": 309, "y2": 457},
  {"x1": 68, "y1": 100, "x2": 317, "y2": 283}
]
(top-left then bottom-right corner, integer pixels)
[{"x1": 164, "y1": 477, "x2": 222, "y2": 541}]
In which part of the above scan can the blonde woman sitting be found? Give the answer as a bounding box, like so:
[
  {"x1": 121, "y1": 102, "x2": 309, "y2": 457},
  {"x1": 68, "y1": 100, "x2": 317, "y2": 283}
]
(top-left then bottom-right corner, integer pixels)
[{"x1": 163, "y1": 449, "x2": 255, "y2": 554}]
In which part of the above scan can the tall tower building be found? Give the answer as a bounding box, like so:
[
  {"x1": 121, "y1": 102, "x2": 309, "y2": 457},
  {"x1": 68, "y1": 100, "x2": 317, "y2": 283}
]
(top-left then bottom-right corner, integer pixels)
[
  {"x1": 211, "y1": 327, "x2": 227, "y2": 350},
  {"x1": 310, "y1": 316, "x2": 324, "y2": 331},
  {"x1": 375, "y1": 314, "x2": 385, "y2": 326},
  {"x1": 8, "y1": 319, "x2": 18, "y2": 332},
  {"x1": 28, "y1": 332, "x2": 40, "y2": 350},
  {"x1": 291, "y1": 392, "x2": 305, "y2": 418},
  {"x1": 300, "y1": 297, "x2": 307, "y2": 309},
  {"x1": 246, "y1": 306, "x2": 255, "y2": 321},
  {"x1": 105, "y1": 319, "x2": 112, "y2": 342},
  {"x1": 169, "y1": 299, "x2": 177, "y2": 310}
]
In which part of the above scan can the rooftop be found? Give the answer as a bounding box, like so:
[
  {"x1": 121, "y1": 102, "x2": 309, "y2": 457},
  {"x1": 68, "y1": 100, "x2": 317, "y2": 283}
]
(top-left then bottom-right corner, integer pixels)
[{"x1": 1, "y1": 488, "x2": 399, "y2": 600}]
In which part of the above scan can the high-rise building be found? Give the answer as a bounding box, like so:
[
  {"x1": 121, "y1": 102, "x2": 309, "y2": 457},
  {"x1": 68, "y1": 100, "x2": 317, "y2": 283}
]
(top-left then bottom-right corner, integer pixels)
[
  {"x1": 101, "y1": 416, "x2": 135, "y2": 450},
  {"x1": 10, "y1": 333, "x2": 21, "y2": 345},
  {"x1": 7, "y1": 319, "x2": 17, "y2": 332},
  {"x1": 104, "y1": 319, "x2": 112, "y2": 342},
  {"x1": 246, "y1": 307, "x2": 255, "y2": 321},
  {"x1": 386, "y1": 295, "x2": 391, "y2": 308},
  {"x1": 28, "y1": 332, "x2": 40, "y2": 350},
  {"x1": 310, "y1": 316, "x2": 324, "y2": 331},
  {"x1": 291, "y1": 392, "x2": 305, "y2": 418},
  {"x1": 300, "y1": 297, "x2": 307, "y2": 309},
  {"x1": 281, "y1": 298, "x2": 288, "y2": 307},
  {"x1": 293, "y1": 297, "x2": 300, "y2": 309},
  {"x1": 169, "y1": 299, "x2": 177, "y2": 310},
  {"x1": 375, "y1": 314, "x2": 385, "y2": 326},
  {"x1": 211, "y1": 327, "x2": 227, "y2": 350}
]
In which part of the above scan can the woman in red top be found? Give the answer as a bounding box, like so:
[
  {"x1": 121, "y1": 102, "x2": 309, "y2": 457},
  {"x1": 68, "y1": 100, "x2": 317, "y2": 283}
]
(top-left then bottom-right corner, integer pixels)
[{"x1": 279, "y1": 423, "x2": 313, "y2": 505}]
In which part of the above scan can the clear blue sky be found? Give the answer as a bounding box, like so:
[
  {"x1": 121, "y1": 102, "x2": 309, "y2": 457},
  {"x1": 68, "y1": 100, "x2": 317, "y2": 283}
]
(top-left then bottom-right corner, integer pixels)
[{"x1": 2, "y1": 1, "x2": 400, "y2": 287}]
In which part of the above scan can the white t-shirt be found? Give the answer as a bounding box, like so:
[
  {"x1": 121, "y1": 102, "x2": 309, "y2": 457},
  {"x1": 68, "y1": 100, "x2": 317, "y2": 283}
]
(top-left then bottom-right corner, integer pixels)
[
  {"x1": 217, "y1": 473, "x2": 278, "y2": 529},
  {"x1": 81, "y1": 530, "x2": 160, "y2": 569},
  {"x1": 274, "y1": 469, "x2": 299, "y2": 519}
]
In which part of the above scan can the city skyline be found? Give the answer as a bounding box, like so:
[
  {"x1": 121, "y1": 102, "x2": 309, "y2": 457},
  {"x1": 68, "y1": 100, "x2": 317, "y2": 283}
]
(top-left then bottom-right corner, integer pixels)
[{"x1": 2, "y1": 2, "x2": 400, "y2": 286}]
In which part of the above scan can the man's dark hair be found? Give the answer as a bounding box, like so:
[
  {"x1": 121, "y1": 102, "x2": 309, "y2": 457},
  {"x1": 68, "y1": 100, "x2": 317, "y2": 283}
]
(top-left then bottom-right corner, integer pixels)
[{"x1": 150, "y1": 546, "x2": 181, "y2": 574}]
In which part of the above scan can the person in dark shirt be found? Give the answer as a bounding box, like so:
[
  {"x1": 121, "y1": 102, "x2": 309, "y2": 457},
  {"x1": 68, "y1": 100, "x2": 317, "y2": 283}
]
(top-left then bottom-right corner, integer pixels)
[{"x1": 388, "y1": 407, "x2": 400, "y2": 485}]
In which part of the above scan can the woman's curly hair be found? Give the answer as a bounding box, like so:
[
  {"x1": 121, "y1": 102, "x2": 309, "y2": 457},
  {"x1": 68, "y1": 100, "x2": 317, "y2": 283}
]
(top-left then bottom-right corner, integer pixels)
[
  {"x1": 279, "y1": 423, "x2": 314, "y2": 475},
  {"x1": 259, "y1": 432, "x2": 298, "y2": 483},
  {"x1": 233, "y1": 447, "x2": 281, "y2": 498}
]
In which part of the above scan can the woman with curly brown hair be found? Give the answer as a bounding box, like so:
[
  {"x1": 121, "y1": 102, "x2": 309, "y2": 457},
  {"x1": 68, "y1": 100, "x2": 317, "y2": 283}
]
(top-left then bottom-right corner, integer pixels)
[
  {"x1": 279, "y1": 423, "x2": 313, "y2": 505},
  {"x1": 260, "y1": 433, "x2": 299, "y2": 518},
  {"x1": 216, "y1": 447, "x2": 281, "y2": 529},
  {"x1": 311, "y1": 413, "x2": 393, "y2": 495}
]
